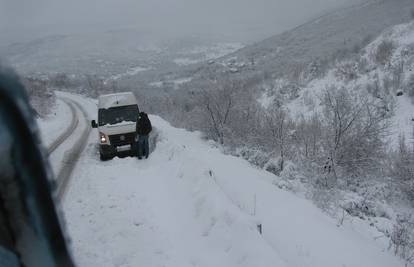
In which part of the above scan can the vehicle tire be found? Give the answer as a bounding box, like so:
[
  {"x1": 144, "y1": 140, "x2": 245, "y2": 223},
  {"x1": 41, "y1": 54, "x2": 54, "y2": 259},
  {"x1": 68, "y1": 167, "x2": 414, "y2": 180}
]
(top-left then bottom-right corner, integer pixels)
[
  {"x1": 131, "y1": 143, "x2": 138, "y2": 157},
  {"x1": 100, "y1": 153, "x2": 110, "y2": 161}
]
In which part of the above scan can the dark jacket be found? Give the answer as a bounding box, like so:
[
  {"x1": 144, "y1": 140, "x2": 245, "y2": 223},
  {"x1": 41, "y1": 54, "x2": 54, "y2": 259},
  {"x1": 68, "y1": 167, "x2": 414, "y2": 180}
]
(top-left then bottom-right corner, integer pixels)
[{"x1": 136, "y1": 112, "x2": 152, "y2": 136}]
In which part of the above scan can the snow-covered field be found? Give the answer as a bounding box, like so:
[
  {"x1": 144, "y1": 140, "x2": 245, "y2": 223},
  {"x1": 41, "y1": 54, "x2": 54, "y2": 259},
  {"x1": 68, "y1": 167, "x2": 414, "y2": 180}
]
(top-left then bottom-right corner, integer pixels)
[{"x1": 34, "y1": 93, "x2": 402, "y2": 267}]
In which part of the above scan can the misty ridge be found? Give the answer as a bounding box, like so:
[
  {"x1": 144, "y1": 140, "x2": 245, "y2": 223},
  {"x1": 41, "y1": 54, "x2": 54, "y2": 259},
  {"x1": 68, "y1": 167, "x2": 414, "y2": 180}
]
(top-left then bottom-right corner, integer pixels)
[
  {"x1": 0, "y1": 0, "x2": 361, "y2": 78},
  {"x1": 0, "y1": 0, "x2": 359, "y2": 44},
  {"x1": 3, "y1": 0, "x2": 414, "y2": 265}
]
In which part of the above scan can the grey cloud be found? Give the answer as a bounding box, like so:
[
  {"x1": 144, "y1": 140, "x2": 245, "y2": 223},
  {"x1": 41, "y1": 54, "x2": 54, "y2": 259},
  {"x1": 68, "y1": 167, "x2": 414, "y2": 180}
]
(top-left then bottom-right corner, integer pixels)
[{"x1": 0, "y1": 0, "x2": 362, "y2": 43}]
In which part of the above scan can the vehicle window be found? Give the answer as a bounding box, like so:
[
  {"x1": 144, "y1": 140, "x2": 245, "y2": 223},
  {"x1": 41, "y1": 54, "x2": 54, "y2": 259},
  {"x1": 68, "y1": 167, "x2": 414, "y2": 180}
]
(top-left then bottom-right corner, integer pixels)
[{"x1": 98, "y1": 105, "x2": 139, "y2": 126}]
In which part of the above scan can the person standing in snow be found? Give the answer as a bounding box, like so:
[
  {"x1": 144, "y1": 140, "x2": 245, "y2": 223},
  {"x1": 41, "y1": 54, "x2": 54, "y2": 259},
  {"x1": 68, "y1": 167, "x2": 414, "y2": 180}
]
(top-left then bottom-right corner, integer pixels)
[{"x1": 136, "y1": 112, "x2": 152, "y2": 159}]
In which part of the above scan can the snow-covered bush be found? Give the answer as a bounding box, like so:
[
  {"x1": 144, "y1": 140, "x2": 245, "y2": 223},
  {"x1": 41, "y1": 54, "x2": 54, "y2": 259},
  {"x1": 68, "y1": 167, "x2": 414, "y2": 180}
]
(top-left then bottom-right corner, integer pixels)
[
  {"x1": 265, "y1": 79, "x2": 301, "y2": 104},
  {"x1": 278, "y1": 160, "x2": 303, "y2": 182},
  {"x1": 334, "y1": 60, "x2": 359, "y2": 82},
  {"x1": 235, "y1": 147, "x2": 270, "y2": 169},
  {"x1": 341, "y1": 182, "x2": 393, "y2": 220},
  {"x1": 341, "y1": 199, "x2": 376, "y2": 219},
  {"x1": 311, "y1": 186, "x2": 340, "y2": 215}
]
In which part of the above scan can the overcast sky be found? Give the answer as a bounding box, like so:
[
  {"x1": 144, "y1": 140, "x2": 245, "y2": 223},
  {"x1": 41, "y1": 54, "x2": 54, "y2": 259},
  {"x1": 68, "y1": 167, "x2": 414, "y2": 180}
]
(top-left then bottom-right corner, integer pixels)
[{"x1": 0, "y1": 0, "x2": 361, "y2": 43}]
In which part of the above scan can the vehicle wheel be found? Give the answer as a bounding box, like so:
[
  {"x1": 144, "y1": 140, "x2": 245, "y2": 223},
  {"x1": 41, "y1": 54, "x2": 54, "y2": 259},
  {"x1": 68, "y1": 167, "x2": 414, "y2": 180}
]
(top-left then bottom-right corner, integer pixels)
[
  {"x1": 131, "y1": 143, "x2": 138, "y2": 157},
  {"x1": 100, "y1": 153, "x2": 110, "y2": 161}
]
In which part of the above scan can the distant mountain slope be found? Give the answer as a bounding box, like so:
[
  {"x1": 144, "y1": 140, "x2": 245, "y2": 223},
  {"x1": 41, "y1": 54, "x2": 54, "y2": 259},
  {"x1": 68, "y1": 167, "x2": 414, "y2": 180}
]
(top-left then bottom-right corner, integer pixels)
[
  {"x1": 239, "y1": 0, "x2": 413, "y2": 62},
  {"x1": 0, "y1": 29, "x2": 243, "y2": 77}
]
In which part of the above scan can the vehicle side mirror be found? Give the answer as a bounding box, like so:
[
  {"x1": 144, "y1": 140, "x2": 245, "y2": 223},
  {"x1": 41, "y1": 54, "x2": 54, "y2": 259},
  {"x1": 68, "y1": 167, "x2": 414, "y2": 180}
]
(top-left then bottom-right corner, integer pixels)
[{"x1": 91, "y1": 120, "x2": 98, "y2": 128}]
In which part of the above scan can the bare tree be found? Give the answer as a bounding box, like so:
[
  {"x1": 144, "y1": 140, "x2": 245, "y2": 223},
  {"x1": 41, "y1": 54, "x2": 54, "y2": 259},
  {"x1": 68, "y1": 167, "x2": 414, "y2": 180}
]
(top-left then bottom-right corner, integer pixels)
[
  {"x1": 293, "y1": 114, "x2": 322, "y2": 159},
  {"x1": 200, "y1": 81, "x2": 238, "y2": 144},
  {"x1": 263, "y1": 106, "x2": 293, "y2": 173},
  {"x1": 321, "y1": 86, "x2": 389, "y2": 180}
]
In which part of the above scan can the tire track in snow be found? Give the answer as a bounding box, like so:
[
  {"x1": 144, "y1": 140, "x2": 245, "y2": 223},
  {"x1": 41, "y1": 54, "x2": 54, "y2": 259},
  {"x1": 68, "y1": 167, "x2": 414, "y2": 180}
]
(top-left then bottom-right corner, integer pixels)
[
  {"x1": 47, "y1": 98, "x2": 79, "y2": 155},
  {"x1": 52, "y1": 97, "x2": 91, "y2": 200}
]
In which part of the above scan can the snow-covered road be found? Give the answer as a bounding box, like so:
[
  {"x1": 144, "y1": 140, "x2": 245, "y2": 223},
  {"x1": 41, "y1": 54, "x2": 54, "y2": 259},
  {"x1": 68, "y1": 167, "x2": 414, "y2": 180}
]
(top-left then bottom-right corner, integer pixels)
[
  {"x1": 37, "y1": 93, "x2": 92, "y2": 199},
  {"x1": 44, "y1": 93, "x2": 404, "y2": 267},
  {"x1": 46, "y1": 98, "x2": 78, "y2": 155}
]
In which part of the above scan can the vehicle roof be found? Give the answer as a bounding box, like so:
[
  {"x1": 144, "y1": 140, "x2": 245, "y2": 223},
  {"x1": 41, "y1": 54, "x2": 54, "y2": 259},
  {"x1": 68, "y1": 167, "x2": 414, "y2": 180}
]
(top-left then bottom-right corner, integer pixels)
[{"x1": 98, "y1": 92, "x2": 137, "y2": 109}]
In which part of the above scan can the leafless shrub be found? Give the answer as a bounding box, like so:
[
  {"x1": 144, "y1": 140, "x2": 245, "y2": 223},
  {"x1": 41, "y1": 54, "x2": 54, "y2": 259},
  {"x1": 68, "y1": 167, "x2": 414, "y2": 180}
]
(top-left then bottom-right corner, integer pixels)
[
  {"x1": 85, "y1": 75, "x2": 106, "y2": 97},
  {"x1": 292, "y1": 114, "x2": 322, "y2": 160},
  {"x1": 390, "y1": 134, "x2": 414, "y2": 203},
  {"x1": 49, "y1": 73, "x2": 70, "y2": 88},
  {"x1": 406, "y1": 74, "x2": 414, "y2": 97},
  {"x1": 391, "y1": 135, "x2": 414, "y2": 181},
  {"x1": 357, "y1": 56, "x2": 369, "y2": 74},
  {"x1": 389, "y1": 215, "x2": 414, "y2": 264},
  {"x1": 382, "y1": 75, "x2": 393, "y2": 96},
  {"x1": 23, "y1": 76, "x2": 56, "y2": 117},
  {"x1": 373, "y1": 40, "x2": 395, "y2": 66}
]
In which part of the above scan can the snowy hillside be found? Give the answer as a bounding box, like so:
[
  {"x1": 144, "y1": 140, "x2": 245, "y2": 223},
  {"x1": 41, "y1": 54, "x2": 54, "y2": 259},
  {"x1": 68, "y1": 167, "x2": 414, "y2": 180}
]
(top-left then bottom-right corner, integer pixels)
[
  {"x1": 281, "y1": 20, "x2": 414, "y2": 146},
  {"x1": 31, "y1": 93, "x2": 404, "y2": 267}
]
